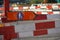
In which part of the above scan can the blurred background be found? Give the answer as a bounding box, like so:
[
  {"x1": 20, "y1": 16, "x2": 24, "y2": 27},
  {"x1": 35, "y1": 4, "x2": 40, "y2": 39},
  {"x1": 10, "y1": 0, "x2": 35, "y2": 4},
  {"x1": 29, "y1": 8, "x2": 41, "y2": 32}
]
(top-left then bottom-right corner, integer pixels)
[{"x1": 0, "y1": 0, "x2": 60, "y2": 6}]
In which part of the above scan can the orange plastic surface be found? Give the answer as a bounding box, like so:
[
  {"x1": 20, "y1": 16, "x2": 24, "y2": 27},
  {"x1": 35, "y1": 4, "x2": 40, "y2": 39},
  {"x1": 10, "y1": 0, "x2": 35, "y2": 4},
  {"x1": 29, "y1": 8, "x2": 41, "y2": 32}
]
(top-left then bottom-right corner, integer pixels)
[
  {"x1": 7, "y1": 11, "x2": 35, "y2": 20},
  {"x1": 7, "y1": 12, "x2": 18, "y2": 20},
  {"x1": 22, "y1": 11, "x2": 35, "y2": 20}
]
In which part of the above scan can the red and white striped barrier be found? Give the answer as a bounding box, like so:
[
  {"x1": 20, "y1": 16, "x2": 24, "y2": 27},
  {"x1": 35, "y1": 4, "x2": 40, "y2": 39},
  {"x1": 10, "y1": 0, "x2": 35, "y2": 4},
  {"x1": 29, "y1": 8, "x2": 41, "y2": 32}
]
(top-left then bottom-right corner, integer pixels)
[
  {"x1": 0, "y1": 20, "x2": 60, "y2": 39},
  {"x1": 35, "y1": 11, "x2": 60, "y2": 14},
  {"x1": 10, "y1": 4, "x2": 60, "y2": 10},
  {"x1": 0, "y1": 26, "x2": 60, "y2": 39},
  {"x1": 14, "y1": 21, "x2": 60, "y2": 32},
  {"x1": 0, "y1": 4, "x2": 60, "y2": 10},
  {"x1": 0, "y1": 4, "x2": 60, "y2": 40},
  {"x1": 31, "y1": 4, "x2": 60, "y2": 9},
  {"x1": 18, "y1": 28, "x2": 60, "y2": 38}
]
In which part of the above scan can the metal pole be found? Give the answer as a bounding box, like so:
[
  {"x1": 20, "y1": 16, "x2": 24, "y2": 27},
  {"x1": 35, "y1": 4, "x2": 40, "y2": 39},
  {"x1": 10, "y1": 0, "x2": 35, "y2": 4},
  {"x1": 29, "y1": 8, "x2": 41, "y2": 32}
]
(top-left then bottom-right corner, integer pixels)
[{"x1": 4, "y1": 0, "x2": 9, "y2": 16}]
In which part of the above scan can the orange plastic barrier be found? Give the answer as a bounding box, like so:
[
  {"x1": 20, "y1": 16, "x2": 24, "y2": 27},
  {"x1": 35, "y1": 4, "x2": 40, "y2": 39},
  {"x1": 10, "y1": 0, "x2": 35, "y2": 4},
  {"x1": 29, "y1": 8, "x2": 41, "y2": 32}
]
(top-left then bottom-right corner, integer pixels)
[
  {"x1": 7, "y1": 12, "x2": 18, "y2": 20},
  {"x1": 22, "y1": 11, "x2": 35, "y2": 20}
]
